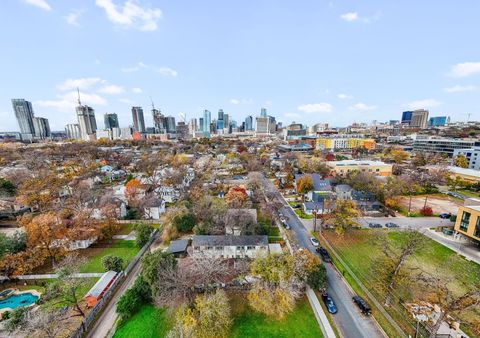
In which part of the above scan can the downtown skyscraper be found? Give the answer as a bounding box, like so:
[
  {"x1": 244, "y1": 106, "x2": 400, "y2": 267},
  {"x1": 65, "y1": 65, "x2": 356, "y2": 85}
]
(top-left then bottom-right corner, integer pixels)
[
  {"x1": 11, "y1": 99, "x2": 35, "y2": 138},
  {"x1": 132, "y1": 106, "x2": 146, "y2": 133},
  {"x1": 104, "y1": 113, "x2": 119, "y2": 130}
]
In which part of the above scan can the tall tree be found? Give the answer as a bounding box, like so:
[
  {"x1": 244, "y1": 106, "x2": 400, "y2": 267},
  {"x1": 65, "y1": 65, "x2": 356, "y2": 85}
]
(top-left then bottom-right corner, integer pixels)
[{"x1": 331, "y1": 200, "x2": 360, "y2": 235}]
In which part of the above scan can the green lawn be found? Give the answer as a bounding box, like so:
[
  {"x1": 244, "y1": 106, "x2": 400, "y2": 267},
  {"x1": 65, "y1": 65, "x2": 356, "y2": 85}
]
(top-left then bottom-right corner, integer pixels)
[
  {"x1": 79, "y1": 239, "x2": 140, "y2": 273},
  {"x1": 230, "y1": 296, "x2": 322, "y2": 338},
  {"x1": 114, "y1": 305, "x2": 172, "y2": 338},
  {"x1": 323, "y1": 229, "x2": 480, "y2": 337}
]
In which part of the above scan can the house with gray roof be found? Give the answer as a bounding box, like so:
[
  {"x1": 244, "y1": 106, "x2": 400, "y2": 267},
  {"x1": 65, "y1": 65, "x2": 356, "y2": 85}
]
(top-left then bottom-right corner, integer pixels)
[
  {"x1": 191, "y1": 235, "x2": 268, "y2": 259},
  {"x1": 294, "y1": 173, "x2": 333, "y2": 201}
]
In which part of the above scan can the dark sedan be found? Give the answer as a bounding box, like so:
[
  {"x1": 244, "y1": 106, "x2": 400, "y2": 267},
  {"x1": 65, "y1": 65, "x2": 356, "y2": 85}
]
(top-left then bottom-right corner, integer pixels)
[{"x1": 322, "y1": 293, "x2": 338, "y2": 314}]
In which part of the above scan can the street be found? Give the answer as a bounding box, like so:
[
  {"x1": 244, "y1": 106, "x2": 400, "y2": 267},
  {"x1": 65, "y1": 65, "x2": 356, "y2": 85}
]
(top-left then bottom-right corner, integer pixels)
[{"x1": 263, "y1": 178, "x2": 385, "y2": 338}]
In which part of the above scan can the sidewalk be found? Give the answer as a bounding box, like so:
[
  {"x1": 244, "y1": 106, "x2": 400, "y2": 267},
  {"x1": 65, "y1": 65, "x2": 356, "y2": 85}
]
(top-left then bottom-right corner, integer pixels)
[
  {"x1": 426, "y1": 229, "x2": 480, "y2": 264},
  {"x1": 306, "y1": 287, "x2": 337, "y2": 338}
]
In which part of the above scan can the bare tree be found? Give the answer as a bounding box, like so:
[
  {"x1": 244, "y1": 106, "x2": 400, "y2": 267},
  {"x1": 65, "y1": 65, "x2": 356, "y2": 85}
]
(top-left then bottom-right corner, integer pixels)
[
  {"x1": 416, "y1": 272, "x2": 480, "y2": 338},
  {"x1": 374, "y1": 228, "x2": 427, "y2": 306}
]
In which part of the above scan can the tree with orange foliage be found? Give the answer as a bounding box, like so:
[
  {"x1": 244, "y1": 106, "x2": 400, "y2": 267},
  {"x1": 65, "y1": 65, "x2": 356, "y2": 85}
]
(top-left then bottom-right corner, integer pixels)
[
  {"x1": 296, "y1": 175, "x2": 313, "y2": 200},
  {"x1": 225, "y1": 186, "x2": 248, "y2": 209},
  {"x1": 20, "y1": 212, "x2": 67, "y2": 266},
  {"x1": 125, "y1": 178, "x2": 145, "y2": 211}
]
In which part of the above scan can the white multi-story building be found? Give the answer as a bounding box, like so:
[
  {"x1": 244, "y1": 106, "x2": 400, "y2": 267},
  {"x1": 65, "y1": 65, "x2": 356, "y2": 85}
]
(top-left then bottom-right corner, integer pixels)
[
  {"x1": 413, "y1": 137, "x2": 479, "y2": 157},
  {"x1": 453, "y1": 147, "x2": 480, "y2": 170}
]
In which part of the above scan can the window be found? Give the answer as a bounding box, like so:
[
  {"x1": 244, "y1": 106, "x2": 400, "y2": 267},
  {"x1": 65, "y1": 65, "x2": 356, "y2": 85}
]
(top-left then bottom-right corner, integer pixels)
[
  {"x1": 247, "y1": 246, "x2": 254, "y2": 250},
  {"x1": 215, "y1": 246, "x2": 223, "y2": 251},
  {"x1": 460, "y1": 211, "x2": 470, "y2": 231},
  {"x1": 206, "y1": 246, "x2": 213, "y2": 250},
  {"x1": 475, "y1": 217, "x2": 480, "y2": 238},
  {"x1": 236, "y1": 246, "x2": 244, "y2": 250}
]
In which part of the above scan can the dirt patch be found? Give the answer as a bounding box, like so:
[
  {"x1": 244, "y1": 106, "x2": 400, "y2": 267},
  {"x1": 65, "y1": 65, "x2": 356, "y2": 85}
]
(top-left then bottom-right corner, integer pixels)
[{"x1": 399, "y1": 195, "x2": 461, "y2": 214}]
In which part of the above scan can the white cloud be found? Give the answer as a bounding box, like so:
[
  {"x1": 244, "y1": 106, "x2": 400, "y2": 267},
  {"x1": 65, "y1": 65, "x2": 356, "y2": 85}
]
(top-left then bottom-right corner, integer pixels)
[
  {"x1": 444, "y1": 85, "x2": 477, "y2": 93},
  {"x1": 297, "y1": 103, "x2": 333, "y2": 113},
  {"x1": 95, "y1": 0, "x2": 162, "y2": 31},
  {"x1": 337, "y1": 93, "x2": 353, "y2": 100},
  {"x1": 132, "y1": 87, "x2": 142, "y2": 93},
  {"x1": 121, "y1": 62, "x2": 177, "y2": 77},
  {"x1": 230, "y1": 99, "x2": 240, "y2": 105},
  {"x1": 36, "y1": 91, "x2": 107, "y2": 112},
  {"x1": 341, "y1": 12, "x2": 358, "y2": 22},
  {"x1": 448, "y1": 62, "x2": 480, "y2": 78},
  {"x1": 99, "y1": 84, "x2": 125, "y2": 95},
  {"x1": 65, "y1": 10, "x2": 84, "y2": 26},
  {"x1": 157, "y1": 67, "x2": 178, "y2": 77},
  {"x1": 349, "y1": 102, "x2": 377, "y2": 111},
  {"x1": 340, "y1": 11, "x2": 380, "y2": 23},
  {"x1": 57, "y1": 77, "x2": 104, "y2": 91},
  {"x1": 405, "y1": 99, "x2": 442, "y2": 110},
  {"x1": 23, "y1": 0, "x2": 51, "y2": 11},
  {"x1": 119, "y1": 98, "x2": 134, "y2": 104}
]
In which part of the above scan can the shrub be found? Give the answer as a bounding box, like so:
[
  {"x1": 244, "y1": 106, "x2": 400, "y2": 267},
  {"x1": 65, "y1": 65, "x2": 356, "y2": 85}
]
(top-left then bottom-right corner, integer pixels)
[
  {"x1": 174, "y1": 214, "x2": 196, "y2": 233},
  {"x1": 134, "y1": 223, "x2": 154, "y2": 247},
  {"x1": 116, "y1": 279, "x2": 146, "y2": 322},
  {"x1": 419, "y1": 206, "x2": 433, "y2": 216},
  {"x1": 101, "y1": 254, "x2": 124, "y2": 272},
  {"x1": 307, "y1": 264, "x2": 327, "y2": 290}
]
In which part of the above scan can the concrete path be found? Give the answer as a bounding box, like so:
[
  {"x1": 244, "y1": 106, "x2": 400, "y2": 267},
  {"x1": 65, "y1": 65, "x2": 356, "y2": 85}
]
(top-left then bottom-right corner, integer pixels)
[
  {"x1": 112, "y1": 231, "x2": 136, "y2": 240},
  {"x1": 425, "y1": 229, "x2": 480, "y2": 264},
  {"x1": 306, "y1": 287, "x2": 337, "y2": 338}
]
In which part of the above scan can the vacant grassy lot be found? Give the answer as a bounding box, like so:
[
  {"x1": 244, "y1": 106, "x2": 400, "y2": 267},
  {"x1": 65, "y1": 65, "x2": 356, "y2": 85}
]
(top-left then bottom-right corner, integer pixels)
[
  {"x1": 323, "y1": 229, "x2": 480, "y2": 336},
  {"x1": 79, "y1": 239, "x2": 139, "y2": 273},
  {"x1": 230, "y1": 295, "x2": 322, "y2": 338},
  {"x1": 398, "y1": 194, "x2": 461, "y2": 215},
  {"x1": 114, "y1": 305, "x2": 172, "y2": 338}
]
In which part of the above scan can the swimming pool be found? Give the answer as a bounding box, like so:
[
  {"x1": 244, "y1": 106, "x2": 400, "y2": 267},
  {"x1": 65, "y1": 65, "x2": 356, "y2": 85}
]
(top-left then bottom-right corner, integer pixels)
[{"x1": 0, "y1": 292, "x2": 39, "y2": 310}]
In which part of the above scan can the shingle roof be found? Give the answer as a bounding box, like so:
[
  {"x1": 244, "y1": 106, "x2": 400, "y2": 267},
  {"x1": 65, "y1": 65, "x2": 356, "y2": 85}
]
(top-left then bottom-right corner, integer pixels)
[
  {"x1": 192, "y1": 235, "x2": 268, "y2": 247},
  {"x1": 167, "y1": 239, "x2": 188, "y2": 253}
]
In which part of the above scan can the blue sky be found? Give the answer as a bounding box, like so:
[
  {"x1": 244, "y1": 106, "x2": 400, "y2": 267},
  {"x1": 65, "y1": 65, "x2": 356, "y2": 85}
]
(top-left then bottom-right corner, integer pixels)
[{"x1": 1, "y1": 0, "x2": 480, "y2": 131}]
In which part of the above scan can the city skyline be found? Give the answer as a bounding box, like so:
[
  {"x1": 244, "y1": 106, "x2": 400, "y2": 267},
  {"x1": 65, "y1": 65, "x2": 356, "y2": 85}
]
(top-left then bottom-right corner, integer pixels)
[{"x1": 1, "y1": 0, "x2": 480, "y2": 132}]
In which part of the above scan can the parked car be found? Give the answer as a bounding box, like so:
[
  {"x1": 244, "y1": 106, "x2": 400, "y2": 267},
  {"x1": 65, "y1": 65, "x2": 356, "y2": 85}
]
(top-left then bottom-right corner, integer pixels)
[
  {"x1": 385, "y1": 222, "x2": 399, "y2": 228},
  {"x1": 368, "y1": 223, "x2": 382, "y2": 228},
  {"x1": 439, "y1": 213, "x2": 452, "y2": 219},
  {"x1": 442, "y1": 228, "x2": 454, "y2": 235},
  {"x1": 353, "y1": 295, "x2": 371, "y2": 315},
  {"x1": 278, "y1": 211, "x2": 284, "y2": 218},
  {"x1": 447, "y1": 192, "x2": 465, "y2": 200},
  {"x1": 284, "y1": 223, "x2": 291, "y2": 230},
  {"x1": 322, "y1": 293, "x2": 338, "y2": 314},
  {"x1": 316, "y1": 246, "x2": 331, "y2": 262},
  {"x1": 310, "y1": 237, "x2": 319, "y2": 247},
  {"x1": 293, "y1": 204, "x2": 301, "y2": 209},
  {"x1": 280, "y1": 217, "x2": 287, "y2": 224}
]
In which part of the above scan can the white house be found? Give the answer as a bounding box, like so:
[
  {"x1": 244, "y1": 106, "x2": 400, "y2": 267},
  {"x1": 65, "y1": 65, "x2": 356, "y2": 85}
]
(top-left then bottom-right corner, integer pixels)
[
  {"x1": 191, "y1": 235, "x2": 269, "y2": 259},
  {"x1": 143, "y1": 197, "x2": 166, "y2": 220}
]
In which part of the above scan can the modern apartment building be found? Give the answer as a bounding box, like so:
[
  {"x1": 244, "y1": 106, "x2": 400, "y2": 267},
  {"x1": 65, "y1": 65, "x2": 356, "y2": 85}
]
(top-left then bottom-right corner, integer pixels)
[
  {"x1": 455, "y1": 203, "x2": 480, "y2": 243},
  {"x1": 452, "y1": 147, "x2": 480, "y2": 170},
  {"x1": 326, "y1": 160, "x2": 393, "y2": 177},
  {"x1": 413, "y1": 137, "x2": 479, "y2": 157},
  {"x1": 410, "y1": 109, "x2": 429, "y2": 129},
  {"x1": 316, "y1": 137, "x2": 376, "y2": 150},
  {"x1": 428, "y1": 116, "x2": 449, "y2": 127}
]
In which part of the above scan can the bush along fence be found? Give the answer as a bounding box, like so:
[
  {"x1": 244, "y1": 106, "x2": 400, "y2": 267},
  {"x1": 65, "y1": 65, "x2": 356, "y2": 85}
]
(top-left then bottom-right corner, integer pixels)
[{"x1": 70, "y1": 229, "x2": 159, "y2": 338}]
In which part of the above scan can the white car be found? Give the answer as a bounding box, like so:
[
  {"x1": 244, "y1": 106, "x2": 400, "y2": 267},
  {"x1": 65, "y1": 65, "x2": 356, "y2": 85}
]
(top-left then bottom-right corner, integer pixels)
[{"x1": 310, "y1": 237, "x2": 319, "y2": 247}]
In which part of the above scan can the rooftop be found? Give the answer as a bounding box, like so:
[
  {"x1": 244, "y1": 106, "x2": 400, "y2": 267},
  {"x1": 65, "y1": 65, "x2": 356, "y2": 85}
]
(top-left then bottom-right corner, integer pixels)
[
  {"x1": 327, "y1": 160, "x2": 390, "y2": 167},
  {"x1": 192, "y1": 235, "x2": 268, "y2": 247}
]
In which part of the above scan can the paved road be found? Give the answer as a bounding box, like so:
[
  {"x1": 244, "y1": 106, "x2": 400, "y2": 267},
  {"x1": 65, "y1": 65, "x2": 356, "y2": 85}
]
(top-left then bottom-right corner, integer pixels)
[{"x1": 263, "y1": 178, "x2": 384, "y2": 338}]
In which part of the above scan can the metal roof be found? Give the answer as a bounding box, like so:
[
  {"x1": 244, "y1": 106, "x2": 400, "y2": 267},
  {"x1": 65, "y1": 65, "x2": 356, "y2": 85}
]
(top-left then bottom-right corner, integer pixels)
[{"x1": 192, "y1": 235, "x2": 268, "y2": 247}]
